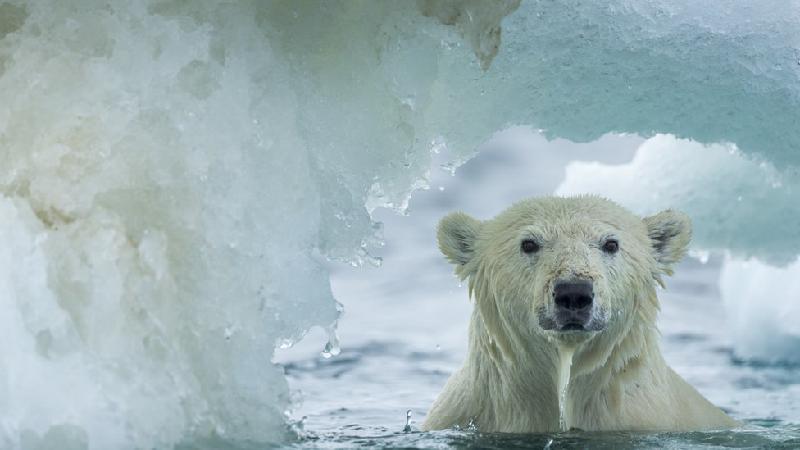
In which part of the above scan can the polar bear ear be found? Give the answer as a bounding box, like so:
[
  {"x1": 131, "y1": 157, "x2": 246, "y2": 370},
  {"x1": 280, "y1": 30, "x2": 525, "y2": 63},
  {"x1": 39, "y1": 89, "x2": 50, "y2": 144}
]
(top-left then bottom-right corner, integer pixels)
[
  {"x1": 643, "y1": 209, "x2": 692, "y2": 274},
  {"x1": 437, "y1": 212, "x2": 482, "y2": 266}
]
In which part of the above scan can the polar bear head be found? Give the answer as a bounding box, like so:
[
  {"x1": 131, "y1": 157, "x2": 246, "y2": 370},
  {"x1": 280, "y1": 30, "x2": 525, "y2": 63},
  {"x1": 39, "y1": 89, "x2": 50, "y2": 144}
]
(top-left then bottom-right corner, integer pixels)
[{"x1": 438, "y1": 196, "x2": 691, "y2": 350}]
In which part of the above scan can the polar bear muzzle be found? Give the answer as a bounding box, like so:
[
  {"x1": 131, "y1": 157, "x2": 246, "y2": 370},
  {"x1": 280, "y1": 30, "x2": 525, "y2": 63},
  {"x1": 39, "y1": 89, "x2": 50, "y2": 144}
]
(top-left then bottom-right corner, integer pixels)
[
  {"x1": 537, "y1": 279, "x2": 608, "y2": 333},
  {"x1": 553, "y1": 280, "x2": 598, "y2": 330}
]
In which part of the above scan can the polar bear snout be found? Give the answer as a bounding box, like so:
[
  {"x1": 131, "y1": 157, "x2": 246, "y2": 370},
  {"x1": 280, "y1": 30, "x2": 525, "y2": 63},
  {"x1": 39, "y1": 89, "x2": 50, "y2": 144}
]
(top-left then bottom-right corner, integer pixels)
[
  {"x1": 544, "y1": 279, "x2": 606, "y2": 332},
  {"x1": 553, "y1": 280, "x2": 594, "y2": 311}
]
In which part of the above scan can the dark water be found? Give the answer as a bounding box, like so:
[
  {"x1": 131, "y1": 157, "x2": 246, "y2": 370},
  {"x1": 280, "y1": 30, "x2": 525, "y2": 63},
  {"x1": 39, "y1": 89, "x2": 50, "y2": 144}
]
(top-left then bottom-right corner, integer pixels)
[
  {"x1": 292, "y1": 427, "x2": 800, "y2": 449},
  {"x1": 281, "y1": 342, "x2": 800, "y2": 449}
]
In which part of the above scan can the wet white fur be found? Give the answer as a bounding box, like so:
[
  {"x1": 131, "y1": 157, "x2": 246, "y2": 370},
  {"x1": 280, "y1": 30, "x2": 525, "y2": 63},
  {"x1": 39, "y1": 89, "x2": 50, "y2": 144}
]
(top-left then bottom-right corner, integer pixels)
[{"x1": 423, "y1": 196, "x2": 736, "y2": 432}]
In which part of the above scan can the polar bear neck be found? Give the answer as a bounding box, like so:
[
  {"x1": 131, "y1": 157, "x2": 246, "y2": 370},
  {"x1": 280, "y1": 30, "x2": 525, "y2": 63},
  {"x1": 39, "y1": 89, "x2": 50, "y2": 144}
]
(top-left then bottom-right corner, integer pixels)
[
  {"x1": 460, "y1": 269, "x2": 663, "y2": 432},
  {"x1": 465, "y1": 293, "x2": 660, "y2": 431},
  {"x1": 556, "y1": 345, "x2": 576, "y2": 431}
]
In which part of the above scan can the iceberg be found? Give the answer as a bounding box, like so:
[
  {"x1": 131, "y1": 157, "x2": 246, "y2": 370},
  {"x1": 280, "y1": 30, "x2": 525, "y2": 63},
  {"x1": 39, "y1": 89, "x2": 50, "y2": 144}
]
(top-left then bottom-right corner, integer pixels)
[
  {"x1": 0, "y1": 0, "x2": 798, "y2": 447},
  {"x1": 557, "y1": 135, "x2": 799, "y2": 264},
  {"x1": 721, "y1": 257, "x2": 800, "y2": 364}
]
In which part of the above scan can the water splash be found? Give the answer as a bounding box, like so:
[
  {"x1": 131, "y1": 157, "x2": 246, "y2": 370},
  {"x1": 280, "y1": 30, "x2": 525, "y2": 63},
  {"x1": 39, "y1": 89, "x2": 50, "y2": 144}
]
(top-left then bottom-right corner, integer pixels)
[{"x1": 403, "y1": 410, "x2": 412, "y2": 432}]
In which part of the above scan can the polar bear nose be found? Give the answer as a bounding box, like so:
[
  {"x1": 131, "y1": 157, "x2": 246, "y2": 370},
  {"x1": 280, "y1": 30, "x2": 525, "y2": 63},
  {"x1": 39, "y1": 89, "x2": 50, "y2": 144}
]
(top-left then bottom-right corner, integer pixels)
[{"x1": 553, "y1": 280, "x2": 594, "y2": 311}]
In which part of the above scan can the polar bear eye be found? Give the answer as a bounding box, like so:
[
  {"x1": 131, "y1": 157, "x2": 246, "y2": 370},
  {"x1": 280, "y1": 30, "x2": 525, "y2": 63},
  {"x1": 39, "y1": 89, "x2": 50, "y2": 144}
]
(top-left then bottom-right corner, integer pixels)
[
  {"x1": 521, "y1": 239, "x2": 540, "y2": 254},
  {"x1": 603, "y1": 239, "x2": 619, "y2": 254}
]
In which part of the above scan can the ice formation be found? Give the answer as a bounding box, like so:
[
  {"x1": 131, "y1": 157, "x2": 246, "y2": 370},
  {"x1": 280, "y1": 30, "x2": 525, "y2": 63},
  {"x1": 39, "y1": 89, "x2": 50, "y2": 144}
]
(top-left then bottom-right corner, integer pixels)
[
  {"x1": 557, "y1": 135, "x2": 799, "y2": 264},
  {"x1": 0, "y1": 1, "x2": 518, "y2": 447},
  {"x1": 0, "y1": 2, "x2": 346, "y2": 447},
  {"x1": 0, "y1": 0, "x2": 798, "y2": 447},
  {"x1": 721, "y1": 257, "x2": 800, "y2": 364}
]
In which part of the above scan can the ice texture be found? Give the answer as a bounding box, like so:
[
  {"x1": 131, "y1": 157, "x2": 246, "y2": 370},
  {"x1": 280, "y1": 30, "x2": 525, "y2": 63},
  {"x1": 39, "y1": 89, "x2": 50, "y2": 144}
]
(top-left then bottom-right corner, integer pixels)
[
  {"x1": 417, "y1": 0, "x2": 521, "y2": 70},
  {"x1": 557, "y1": 135, "x2": 799, "y2": 264},
  {"x1": 0, "y1": 2, "x2": 344, "y2": 446},
  {"x1": 0, "y1": 1, "x2": 518, "y2": 447},
  {"x1": 423, "y1": 0, "x2": 800, "y2": 166},
  {"x1": 1, "y1": 0, "x2": 799, "y2": 447},
  {"x1": 721, "y1": 257, "x2": 800, "y2": 364}
]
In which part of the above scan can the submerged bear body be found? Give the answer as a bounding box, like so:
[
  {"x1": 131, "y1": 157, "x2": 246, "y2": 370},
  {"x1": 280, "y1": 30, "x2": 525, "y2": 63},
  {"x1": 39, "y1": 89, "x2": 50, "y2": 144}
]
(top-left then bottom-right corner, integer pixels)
[{"x1": 423, "y1": 196, "x2": 736, "y2": 433}]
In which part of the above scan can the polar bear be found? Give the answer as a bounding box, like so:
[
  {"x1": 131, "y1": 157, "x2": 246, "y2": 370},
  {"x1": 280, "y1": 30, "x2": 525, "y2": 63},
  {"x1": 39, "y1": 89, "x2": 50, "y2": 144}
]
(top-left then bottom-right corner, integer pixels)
[{"x1": 423, "y1": 196, "x2": 737, "y2": 432}]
